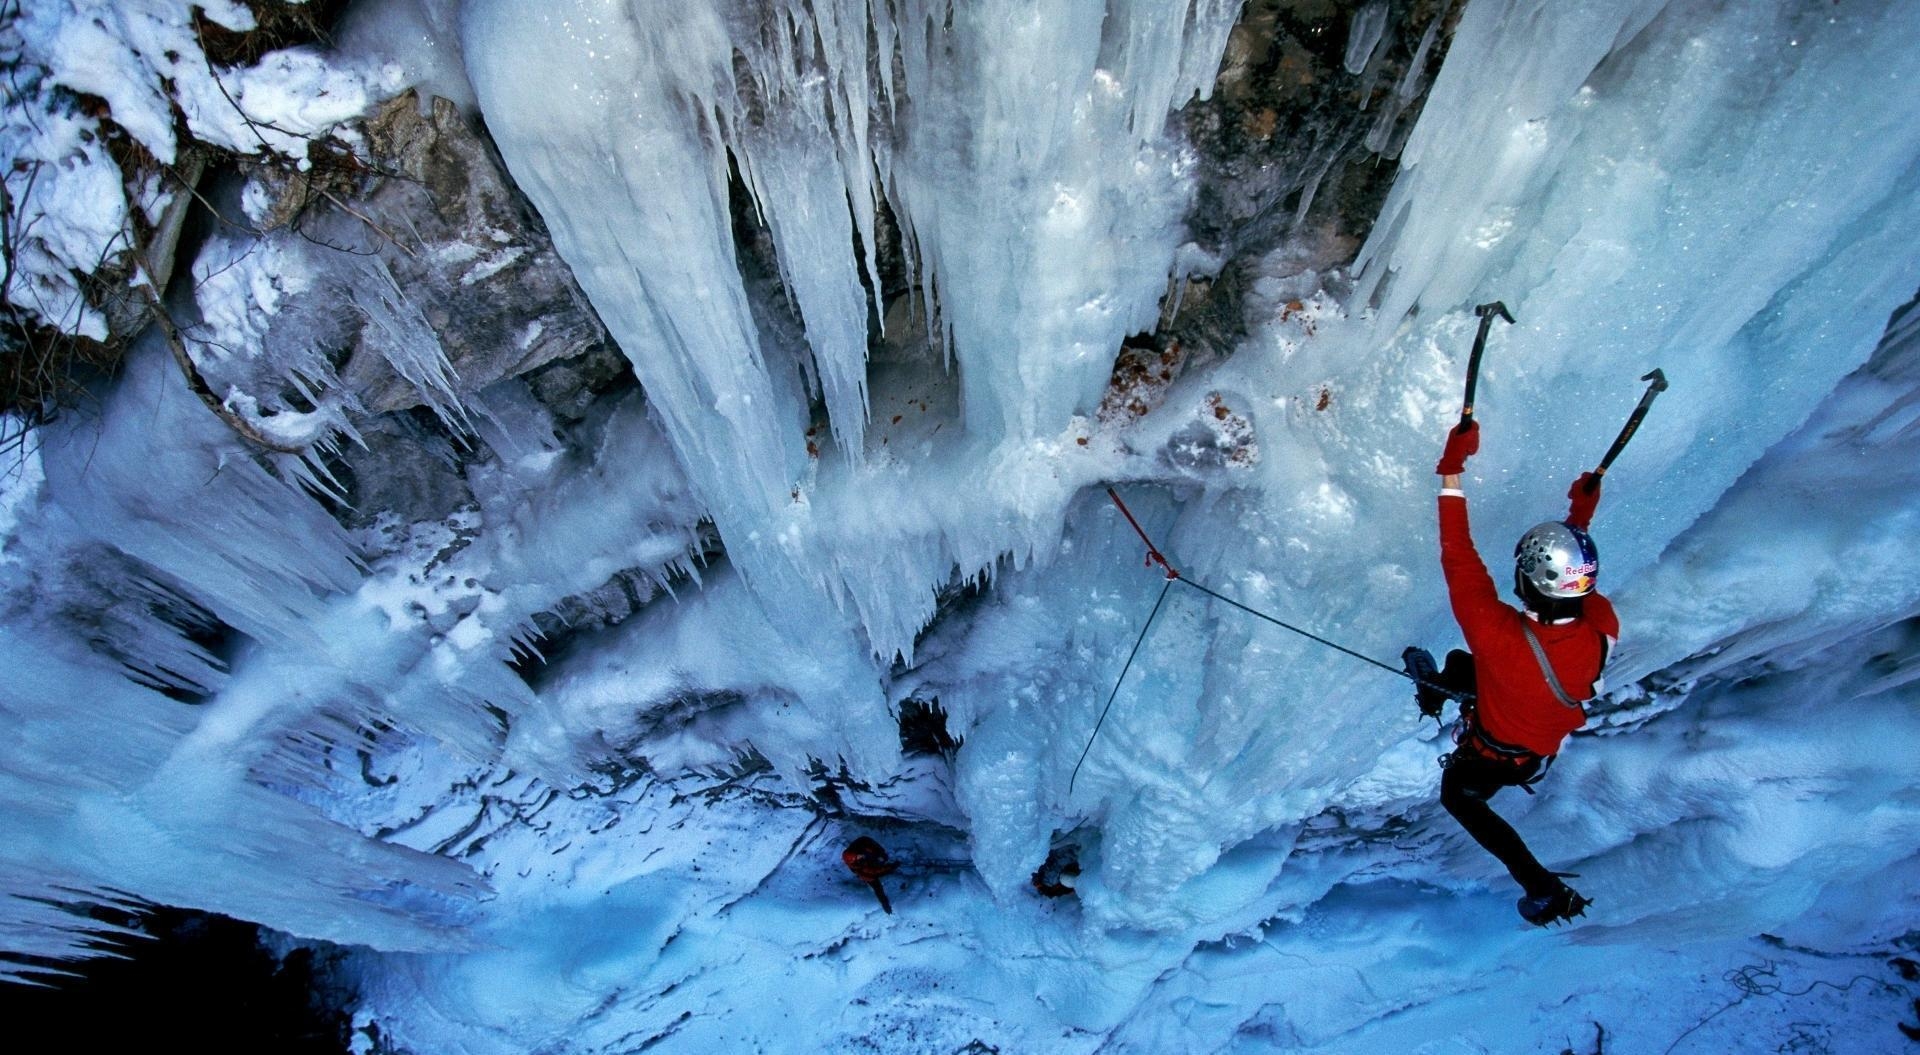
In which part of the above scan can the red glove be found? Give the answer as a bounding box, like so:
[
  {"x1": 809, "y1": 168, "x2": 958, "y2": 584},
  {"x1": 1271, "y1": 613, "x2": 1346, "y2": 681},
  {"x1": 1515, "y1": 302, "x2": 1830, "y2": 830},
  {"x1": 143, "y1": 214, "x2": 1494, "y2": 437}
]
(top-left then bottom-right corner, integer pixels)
[
  {"x1": 1434, "y1": 421, "x2": 1479, "y2": 476},
  {"x1": 1566, "y1": 472, "x2": 1601, "y2": 529}
]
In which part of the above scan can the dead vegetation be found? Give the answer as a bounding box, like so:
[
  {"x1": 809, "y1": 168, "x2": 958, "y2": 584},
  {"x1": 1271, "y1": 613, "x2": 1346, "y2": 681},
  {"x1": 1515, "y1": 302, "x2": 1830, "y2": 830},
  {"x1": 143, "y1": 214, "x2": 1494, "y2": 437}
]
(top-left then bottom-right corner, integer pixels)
[
  {"x1": 0, "y1": 162, "x2": 125, "y2": 460},
  {"x1": 190, "y1": 0, "x2": 352, "y2": 69},
  {"x1": 0, "y1": 0, "x2": 359, "y2": 462},
  {"x1": 1097, "y1": 333, "x2": 1189, "y2": 425}
]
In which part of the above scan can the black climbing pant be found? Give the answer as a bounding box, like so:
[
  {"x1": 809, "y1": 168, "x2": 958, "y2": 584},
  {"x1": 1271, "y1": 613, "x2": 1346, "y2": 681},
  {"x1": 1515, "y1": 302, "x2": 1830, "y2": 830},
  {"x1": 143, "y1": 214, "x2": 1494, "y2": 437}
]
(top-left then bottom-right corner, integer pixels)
[
  {"x1": 1431, "y1": 649, "x2": 1558, "y2": 899},
  {"x1": 1440, "y1": 754, "x2": 1558, "y2": 898},
  {"x1": 1436, "y1": 648, "x2": 1476, "y2": 698}
]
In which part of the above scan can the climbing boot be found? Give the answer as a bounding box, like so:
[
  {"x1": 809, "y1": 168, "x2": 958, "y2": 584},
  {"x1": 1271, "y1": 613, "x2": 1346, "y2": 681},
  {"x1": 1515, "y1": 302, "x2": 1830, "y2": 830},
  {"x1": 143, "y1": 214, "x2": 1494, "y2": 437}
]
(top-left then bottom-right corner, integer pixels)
[
  {"x1": 1518, "y1": 879, "x2": 1591, "y2": 927},
  {"x1": 1402, "y1": 647, "x2": 1449, "y2": 720}
]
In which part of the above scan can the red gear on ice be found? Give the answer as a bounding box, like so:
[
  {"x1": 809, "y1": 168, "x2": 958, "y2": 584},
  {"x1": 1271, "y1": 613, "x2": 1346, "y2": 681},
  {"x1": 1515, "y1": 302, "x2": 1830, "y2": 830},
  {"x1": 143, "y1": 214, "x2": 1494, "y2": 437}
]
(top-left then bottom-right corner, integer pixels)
[
  {"x1": 1439, "y1": 494, "x2": 1617, "y2": 757},
  {"x1": 843, "y1": 836, "x2": 898, "y2": 914},
  {"x1": 842, "y1": 837, "x2": 896, "y2": 882}
]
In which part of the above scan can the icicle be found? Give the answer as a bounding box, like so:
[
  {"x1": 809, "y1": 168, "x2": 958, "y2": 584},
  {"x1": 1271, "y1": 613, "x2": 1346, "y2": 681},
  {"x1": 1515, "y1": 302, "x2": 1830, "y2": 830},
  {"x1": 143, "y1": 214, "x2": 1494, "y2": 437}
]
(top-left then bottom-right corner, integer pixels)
[
  {"x1": 1104, "y1": 0, "x2": 1246, "y2": 143},
  {"x1": 348, "y1": 256, "x2": 472, "y2": 434},
  {"x1": 1344, "y1": 0, "x2": 1388, "y2": 75},
  {"x1": 1361, "y1": 12, "x2": 1440, "y2": 155}
]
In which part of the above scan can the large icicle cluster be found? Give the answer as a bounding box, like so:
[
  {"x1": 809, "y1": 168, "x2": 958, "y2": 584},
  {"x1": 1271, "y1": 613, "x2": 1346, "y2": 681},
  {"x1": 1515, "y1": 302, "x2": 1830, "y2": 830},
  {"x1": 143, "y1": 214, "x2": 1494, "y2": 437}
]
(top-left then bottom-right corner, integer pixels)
[
  {"x1": 460, "y1": 0, "x2": 1241, "y2": 668},
  {"x1": 462, "y1": 0, "x2": 1920, "y2": 919},
  {"x1": 1012, "y1": 0, "x2": 1920, "y2": 919}
]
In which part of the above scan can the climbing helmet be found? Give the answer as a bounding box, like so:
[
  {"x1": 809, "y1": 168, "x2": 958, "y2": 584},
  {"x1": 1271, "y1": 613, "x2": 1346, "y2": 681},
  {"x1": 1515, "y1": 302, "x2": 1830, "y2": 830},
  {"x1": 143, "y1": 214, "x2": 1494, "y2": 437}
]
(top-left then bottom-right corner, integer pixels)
[{"x1": 1514, "y1": 520, "x2": 1598, "y2": 599}]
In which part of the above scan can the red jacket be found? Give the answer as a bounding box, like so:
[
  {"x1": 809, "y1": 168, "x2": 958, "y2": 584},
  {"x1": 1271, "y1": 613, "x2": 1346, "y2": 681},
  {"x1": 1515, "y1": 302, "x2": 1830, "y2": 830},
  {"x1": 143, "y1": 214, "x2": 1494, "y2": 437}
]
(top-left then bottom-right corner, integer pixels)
[{"x1": 1439, "y1": 493, "x2": 1618, "y2": 756}]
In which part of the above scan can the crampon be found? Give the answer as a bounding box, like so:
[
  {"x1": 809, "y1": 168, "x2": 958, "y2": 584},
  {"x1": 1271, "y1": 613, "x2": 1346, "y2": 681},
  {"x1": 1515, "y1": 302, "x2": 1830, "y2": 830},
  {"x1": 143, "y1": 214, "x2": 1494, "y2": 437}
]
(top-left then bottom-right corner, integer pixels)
[{"x1": 1518, "y1": 881, "x2": 1591, "y2": 927}]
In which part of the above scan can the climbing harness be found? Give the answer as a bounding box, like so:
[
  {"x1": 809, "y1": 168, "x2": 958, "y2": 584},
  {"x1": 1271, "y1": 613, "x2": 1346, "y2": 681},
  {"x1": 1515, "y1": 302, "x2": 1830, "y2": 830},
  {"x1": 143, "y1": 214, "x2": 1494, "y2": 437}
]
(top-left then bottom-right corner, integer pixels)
[
  {"x1": 1439, "y1": 698, "x2": 1553, "y2": 791},
  {"x1": 1437, "y1": 694, "x2": 1557, "y2": 794}
]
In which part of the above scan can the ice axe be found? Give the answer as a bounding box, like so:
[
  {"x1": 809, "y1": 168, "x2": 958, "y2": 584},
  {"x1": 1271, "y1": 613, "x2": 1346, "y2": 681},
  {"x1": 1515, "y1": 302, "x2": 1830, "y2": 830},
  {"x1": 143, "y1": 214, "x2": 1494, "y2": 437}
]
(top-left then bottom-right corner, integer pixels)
[
  {"x1": 1458, "y1": 301, "x2": 1516, "y2": 426},
  {"x1": 1585, "y1": 368, "x2": 1669, "y2": 490}
]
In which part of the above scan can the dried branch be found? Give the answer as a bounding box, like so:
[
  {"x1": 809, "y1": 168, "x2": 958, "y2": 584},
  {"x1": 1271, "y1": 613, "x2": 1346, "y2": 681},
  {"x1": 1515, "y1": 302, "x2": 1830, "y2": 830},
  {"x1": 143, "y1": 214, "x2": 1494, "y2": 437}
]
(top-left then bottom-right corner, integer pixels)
[
  {"x1": 134, "y1": 277, "x2": 305, "y2": 454},
  {"x1": 316, "y1": 189, "x2": 416, "y2": 257}
]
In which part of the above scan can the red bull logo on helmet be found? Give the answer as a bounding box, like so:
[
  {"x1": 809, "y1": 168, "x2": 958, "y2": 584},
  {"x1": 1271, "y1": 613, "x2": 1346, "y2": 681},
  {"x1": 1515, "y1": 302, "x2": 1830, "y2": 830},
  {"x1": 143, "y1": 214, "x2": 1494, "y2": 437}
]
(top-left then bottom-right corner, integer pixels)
[{"x1": 1557, "y1": 560, "x2": 1597, "y2": 593}]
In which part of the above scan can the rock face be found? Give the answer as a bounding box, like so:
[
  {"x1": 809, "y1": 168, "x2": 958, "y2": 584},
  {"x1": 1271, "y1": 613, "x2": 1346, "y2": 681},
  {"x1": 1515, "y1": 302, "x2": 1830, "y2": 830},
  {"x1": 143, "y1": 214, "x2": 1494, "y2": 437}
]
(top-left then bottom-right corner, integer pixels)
[
  {"x1": 295, "y1": 91, "x2": 617, "y2": 415},
  {"x1": 1166, "y1": 0, "x2": 1456, "y2": 355}
]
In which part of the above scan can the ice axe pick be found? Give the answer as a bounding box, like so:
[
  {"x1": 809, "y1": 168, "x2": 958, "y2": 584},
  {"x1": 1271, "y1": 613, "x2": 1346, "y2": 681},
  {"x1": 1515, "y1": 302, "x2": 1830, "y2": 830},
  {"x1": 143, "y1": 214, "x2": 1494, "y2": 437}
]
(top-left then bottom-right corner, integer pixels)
[{"x1": 1588, "y1": 368, "x2": 1669, "y2": 489}]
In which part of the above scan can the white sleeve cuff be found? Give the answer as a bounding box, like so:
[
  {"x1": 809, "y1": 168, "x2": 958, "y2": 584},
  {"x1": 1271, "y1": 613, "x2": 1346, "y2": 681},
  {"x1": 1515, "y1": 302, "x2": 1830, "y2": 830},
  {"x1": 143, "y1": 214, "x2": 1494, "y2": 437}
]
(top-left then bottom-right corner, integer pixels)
[{"x1": 1439, "y1": 488, "x2": 1466, "y2": 498}]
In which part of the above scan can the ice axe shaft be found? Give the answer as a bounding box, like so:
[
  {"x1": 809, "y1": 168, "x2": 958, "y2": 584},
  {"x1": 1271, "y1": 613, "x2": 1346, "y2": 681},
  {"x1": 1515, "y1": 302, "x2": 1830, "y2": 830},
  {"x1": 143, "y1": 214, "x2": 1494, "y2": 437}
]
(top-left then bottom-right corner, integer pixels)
[
  {"x1": 1459, "y1": 301, "x2": 1516, "y2": 425},
  {"x1": 1591, "y1": 368, "x2": 1669, "y2": 485}
]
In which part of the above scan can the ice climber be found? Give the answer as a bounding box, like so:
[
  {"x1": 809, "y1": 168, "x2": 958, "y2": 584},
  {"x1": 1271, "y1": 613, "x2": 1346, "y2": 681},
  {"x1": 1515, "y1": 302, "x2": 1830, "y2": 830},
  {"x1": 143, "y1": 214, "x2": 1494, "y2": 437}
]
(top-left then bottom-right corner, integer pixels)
[{"x1": 1408, "y1": 421, "x2": 1618, "y2": 927}]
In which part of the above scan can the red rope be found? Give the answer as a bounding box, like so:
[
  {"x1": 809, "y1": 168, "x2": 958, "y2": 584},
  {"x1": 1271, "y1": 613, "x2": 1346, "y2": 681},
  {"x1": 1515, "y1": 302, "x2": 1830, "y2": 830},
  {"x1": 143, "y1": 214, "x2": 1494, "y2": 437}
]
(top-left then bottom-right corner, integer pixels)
[{"x1": 1106, "y1": 487, "x2": 1179, "y2": 580}]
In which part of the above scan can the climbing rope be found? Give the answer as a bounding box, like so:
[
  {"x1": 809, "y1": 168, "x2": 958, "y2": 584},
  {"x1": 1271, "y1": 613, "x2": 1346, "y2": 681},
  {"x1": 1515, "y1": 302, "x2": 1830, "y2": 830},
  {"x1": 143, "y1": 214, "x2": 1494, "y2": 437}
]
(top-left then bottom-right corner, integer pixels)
[
  {"x1": 1070, "y1": 487, "x2": 1471, "y2": 793},
  {"x1": 1175, "y1": 576, "x2": 1409, "y2": 680},
  {"x1": 1067, "y1": 576, "x2": 1174, "y2": 796},
  {"x1": 1659, "y1": 960, "x2": 1891, "y2": 1055}
]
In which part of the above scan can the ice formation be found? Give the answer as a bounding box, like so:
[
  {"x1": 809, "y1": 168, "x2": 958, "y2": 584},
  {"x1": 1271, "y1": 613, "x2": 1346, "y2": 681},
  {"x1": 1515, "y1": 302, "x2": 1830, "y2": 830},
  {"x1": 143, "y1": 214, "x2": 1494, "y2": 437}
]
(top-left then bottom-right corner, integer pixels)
[
  {"x1": 3, "y1": 0, "x2": 1920, "y2": 1051},
  {"x1": 457, "y1": 0, "x2": 1240, "y2": 667}
]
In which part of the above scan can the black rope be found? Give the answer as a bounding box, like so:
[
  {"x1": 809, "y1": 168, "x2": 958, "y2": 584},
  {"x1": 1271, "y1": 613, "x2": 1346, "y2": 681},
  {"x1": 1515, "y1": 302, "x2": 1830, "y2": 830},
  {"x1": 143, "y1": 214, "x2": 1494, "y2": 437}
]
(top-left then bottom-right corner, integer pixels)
[
  {"x1": 1660, "y1": 960, "x2": 1891, "y2": 1055},
  {"x1": 1177, "y1": 578, "x2": 1402, "y2": 677},
  {"x1": 1176, "y1": 576, "x2": 1475, "y2": 702},
  {"x1": 1100, "y1": 487, "x2": 1470, "y2": 703},
  {"x1": 1069, "y1": 576, "x2": 1174, "y2": 795},
  {"x1": 1074, "y1": 489, "x2": 1475, "y2": 792}
]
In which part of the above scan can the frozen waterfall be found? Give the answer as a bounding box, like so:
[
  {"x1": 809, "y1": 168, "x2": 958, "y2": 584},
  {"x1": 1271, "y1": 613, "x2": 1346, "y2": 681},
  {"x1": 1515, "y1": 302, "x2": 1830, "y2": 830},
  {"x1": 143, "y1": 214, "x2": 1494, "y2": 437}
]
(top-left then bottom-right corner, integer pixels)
[{"x1": 3, "y1": 0, "x2": 1920, "y2": 1051}]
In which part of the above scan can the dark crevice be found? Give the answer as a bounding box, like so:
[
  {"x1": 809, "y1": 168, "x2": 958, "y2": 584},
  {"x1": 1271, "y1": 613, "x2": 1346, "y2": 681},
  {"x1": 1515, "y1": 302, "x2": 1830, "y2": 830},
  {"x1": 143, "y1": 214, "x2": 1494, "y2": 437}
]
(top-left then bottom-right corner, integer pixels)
[
  {"x1": 897, "y1": 695, "x2": 961, "y2": 757},
  {"x1": 0, "y1": 907, "x2": 353, "y2": 1054},
  {"x1": 511, "y1": 526, "x2": 726, "y2": 683}
]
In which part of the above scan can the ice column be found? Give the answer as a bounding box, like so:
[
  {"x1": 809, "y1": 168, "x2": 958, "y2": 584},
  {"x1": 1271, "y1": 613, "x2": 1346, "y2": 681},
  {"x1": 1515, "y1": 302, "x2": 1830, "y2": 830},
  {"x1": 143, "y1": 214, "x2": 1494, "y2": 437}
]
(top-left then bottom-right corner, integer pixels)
[
  {"x1": 462, "y1": 0, "x2": 1244, "y2": 664},
  {"x1": 1350, "y1": 0, "x2": 1671, "y2": 323},
  {"x1": 880, "y1": 0, "x2": 1225, "y2": 444},
  {"x1": 462, "y1": 0, "x2": 804, "y2": 520}
]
